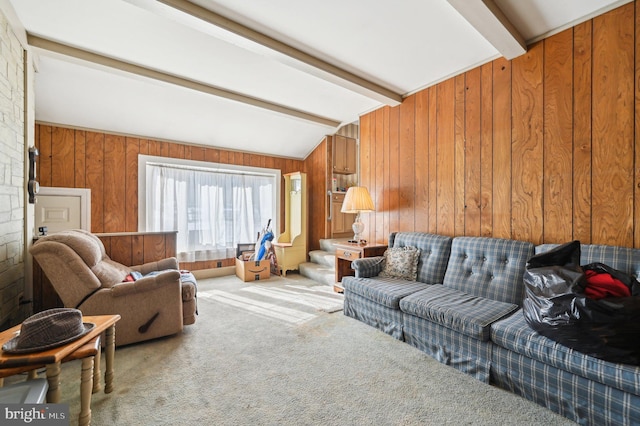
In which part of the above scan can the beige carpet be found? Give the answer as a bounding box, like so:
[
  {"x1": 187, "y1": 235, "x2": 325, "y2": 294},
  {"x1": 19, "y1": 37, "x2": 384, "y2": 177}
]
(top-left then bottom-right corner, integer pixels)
[{"x1": 7, "y1": 273, "x2": 575, "y2": 425}]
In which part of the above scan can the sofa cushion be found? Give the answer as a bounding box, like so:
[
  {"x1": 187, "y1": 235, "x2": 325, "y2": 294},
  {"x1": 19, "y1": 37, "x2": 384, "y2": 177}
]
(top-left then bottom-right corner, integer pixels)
[
  {"x1": 388, "y1": 232, "x2": 452, "y2": 284},
  {"x1": 491, "y1": 309, "x2": 640, "y2": 397},
  {"x1": 536, "y1": 243, "x2": 640, "y2": 278},
  {"x1": 399, "y1": 285, "x2": 518, "y2": 341},
  {"x1": 442, "y1": 237, "x2": 534, "y2": 305},
  {"x1": 342, "y1": 276, "x2": 431, "y2": 309},
  {"x1": 379, "y1": 246, "x2": 421, "y2": 280}
]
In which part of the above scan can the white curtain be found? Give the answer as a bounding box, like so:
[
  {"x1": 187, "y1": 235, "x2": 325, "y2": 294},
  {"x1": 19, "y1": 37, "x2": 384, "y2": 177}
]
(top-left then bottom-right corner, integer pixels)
[{"x1": 146, "y1": 164, "x2": 274, "y2": 262}]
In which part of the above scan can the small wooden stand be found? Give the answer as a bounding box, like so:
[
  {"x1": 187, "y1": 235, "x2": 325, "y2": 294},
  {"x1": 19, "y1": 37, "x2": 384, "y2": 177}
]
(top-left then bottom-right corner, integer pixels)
[
  {"x1": 334, "y1": 242, "x2": 387, "y2": 293},
  {"x1": 0, "y1": 315, "x2": 120, "y2": 426}
]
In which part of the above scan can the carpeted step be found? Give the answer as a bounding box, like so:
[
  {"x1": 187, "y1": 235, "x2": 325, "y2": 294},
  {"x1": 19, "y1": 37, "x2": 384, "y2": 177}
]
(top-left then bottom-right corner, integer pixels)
[
  {"x1": 319, "y1": 238, "x2": 351, "y2": 253},
  {"x1": 319, "y1": 239, "x2": 337, "y2": 253},
  {"x1": 309, "y1": 250, "x2": 335, "y2": 268},
  {"x1": 299, "y1": 262, "x2": 336, "y2": 287}
]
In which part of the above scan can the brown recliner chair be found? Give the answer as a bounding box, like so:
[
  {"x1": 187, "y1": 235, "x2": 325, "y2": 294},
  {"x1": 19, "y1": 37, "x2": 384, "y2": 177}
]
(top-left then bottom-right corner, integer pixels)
[{"x1": 29, "y1": 229, "x2": 196, "y2": 346}]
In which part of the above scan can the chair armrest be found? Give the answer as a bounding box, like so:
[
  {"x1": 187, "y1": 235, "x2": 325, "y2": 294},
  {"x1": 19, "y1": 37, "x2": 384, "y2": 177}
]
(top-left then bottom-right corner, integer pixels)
[
  {"x1": 110, "y1": 270, "x2": 181, "y2": 297},
  {"x1": 131, "y1": 257, "x2": 179, "y2": 275},
  {"x1": 352, "y1": 256, "x2": 385, "y2": 278}
]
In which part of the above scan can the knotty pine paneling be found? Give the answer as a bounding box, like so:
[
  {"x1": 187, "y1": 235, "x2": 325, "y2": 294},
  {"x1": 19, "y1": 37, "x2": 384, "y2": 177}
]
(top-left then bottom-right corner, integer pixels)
[
  {"x1": 399, "y1": 95, "x2": 416, "y2": 233},
  {"x1": 359, "y1": 1, "x2": 640, "y2": 249},
  {"x1": 359, "y1": 113, "x2": 372, "y2": 242},
  {"x1": 125, "y1": 137, "x2": 139, "y2": 231},
  {"x1": 74, "y1": 130, "x2": 86, "y2": 188},
  {"x1": 38, "y1": 125, "x2": 52, "y2": 188},
  {"x1": 436, "y1": 78, "x2": 456, "y2": 236},
  {"x1": 454, "y1": 74, "x2": 465, "y2": 236},
  {"x1": 382, "y1": 107, "x2": 391, "y2": 239},
  {"x1": 492, "y1": 57, "x2": 512, "y2": 239},
  {"x1": 511, "y1": 42, "x2": 544, "y2": 244},
  {"x1": 414, "y1": 91, "x2": 429, "y2": 234},
  {"x1": 85, "y1": 131, "x2": 104, "y2": 233},
  {"x1": 103, "y1": 134, "x2": 127, "y2": 233},
  {"x1": 375, "y1": 108, "x2": 385, "y2": 240},
  {"x1": 96, "y1": 233, "x2": 177, "y2": 266},
  {"x1": 479, "y1": 62, "x2": 494, "y2": 238},
  {"x1": 427, "y1": 88, "x2": 438, "y2": 235},
  {"x1": 304, "y1": 136, "x2": 330, "y2": 251},
  {"x1": 464, "y1": 67, "x2": 482, "y2": 237},
  {"x1": 35, "y1": 125, "x2": 304, "y2": 270},
  {"x1": 592, "y1": 3, "x2": 634, "y2": 246},
  {"x1": 543, "y1": 29, "x2": 574, "y2": 243},
  {"x1": 51, "y1": 127, "x2": 75, "y2": 188},
  {"x1": 573, "y1": 21, "x2": 593, "y2": 244},
  {"x1": 388, "y1": 105, "x2": 400, "y2": 237}
]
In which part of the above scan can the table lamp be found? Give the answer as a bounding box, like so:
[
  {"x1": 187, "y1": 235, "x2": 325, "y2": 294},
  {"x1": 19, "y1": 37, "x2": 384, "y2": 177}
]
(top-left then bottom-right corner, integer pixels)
[{"x1": 341, "y1": 186, "x2": 374, "y2": 243}]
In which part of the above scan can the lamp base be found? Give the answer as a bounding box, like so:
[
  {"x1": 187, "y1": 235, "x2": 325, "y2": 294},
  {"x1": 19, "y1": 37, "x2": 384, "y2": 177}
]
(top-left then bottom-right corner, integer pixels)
[{"x1": 351, "y1": 213, "x2": 364, "y2": 243}]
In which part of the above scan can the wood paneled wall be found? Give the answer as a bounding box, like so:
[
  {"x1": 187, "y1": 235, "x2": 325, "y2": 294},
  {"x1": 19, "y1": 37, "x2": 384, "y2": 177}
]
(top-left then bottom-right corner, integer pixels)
[
  {"x1": 98, "y1": 232, "x2": 177, "y2": 268},
  {"x1": 304, "y1": 136, "x2": 331, "y2": 250},
  {"x1": 35, "y1": 125, "x2": 304, "y2": 270},
  {"x1": 360, "y1": 2, "x2": 640, "y2": 248}
]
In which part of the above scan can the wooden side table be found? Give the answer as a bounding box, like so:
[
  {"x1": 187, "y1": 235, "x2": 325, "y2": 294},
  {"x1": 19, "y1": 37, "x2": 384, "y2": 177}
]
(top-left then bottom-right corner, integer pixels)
[
  {"x1": 0, "y1": 314, "x2": 120, "y2": 426},
  {"x1": 334, "y1": 242, "x2": 387, "y2": 292}
]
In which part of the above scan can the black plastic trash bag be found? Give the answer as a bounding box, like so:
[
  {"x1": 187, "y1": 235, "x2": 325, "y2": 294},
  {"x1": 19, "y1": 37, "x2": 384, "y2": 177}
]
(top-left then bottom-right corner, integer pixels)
[{"x1": 523, "y1": 240, "x2": 640, "y2": 365}]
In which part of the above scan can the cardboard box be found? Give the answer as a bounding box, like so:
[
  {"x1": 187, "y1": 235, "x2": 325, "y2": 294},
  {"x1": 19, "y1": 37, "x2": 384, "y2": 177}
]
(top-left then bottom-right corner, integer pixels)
[
  {"x1": 235, "y1": 257, "x2": 270, "y2": 282},
  {"x1": 236, "y1": 243, "x2": 255, "y2": 258}
]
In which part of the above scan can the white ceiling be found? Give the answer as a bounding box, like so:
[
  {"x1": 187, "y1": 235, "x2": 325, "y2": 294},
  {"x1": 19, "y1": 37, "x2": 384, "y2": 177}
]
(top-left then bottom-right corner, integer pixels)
[{"x1": 7, "y1": 0, "x2": 629, "y2": 159}]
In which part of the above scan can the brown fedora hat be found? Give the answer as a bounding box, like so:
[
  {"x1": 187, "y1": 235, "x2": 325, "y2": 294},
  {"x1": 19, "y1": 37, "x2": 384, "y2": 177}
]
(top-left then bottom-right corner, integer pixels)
[{"x1": 2, "y1": 308, "x2": 95, "y2": 354}]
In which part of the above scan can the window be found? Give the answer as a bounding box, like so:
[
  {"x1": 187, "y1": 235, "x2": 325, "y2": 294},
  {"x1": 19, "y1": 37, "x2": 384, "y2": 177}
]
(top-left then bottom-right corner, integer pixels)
[{"x1": 138, "y1": 155, "x2": 280, "y2": 262}]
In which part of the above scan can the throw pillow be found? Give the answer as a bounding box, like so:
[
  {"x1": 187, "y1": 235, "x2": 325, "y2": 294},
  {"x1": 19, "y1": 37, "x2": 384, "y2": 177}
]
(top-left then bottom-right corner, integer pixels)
[{"x1": 379, "y1": 246, "x2": 421, "y2": 281}]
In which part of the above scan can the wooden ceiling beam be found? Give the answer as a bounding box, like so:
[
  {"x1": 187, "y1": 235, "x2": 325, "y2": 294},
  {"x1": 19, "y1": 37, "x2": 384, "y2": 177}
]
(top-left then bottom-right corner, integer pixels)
[
  {"x1": 446, "y1": 0, "x2": 526, "y2": 60},
  {"x1": 158, "y1": 0, "x2": 403, "y2": 106},
  {"x1": 27, "y1": 34, "x2": 341, "y2": 128}
]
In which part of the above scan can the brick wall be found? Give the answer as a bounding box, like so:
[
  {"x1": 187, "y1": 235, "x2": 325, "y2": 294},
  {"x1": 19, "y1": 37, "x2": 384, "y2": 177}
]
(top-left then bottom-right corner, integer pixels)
[{"x1": 0, "y1": 7, "x2": 27, "y2": 328}]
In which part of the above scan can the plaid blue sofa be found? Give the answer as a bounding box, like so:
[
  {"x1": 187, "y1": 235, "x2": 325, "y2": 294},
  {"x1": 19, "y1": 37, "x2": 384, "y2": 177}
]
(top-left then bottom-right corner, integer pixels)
[
  {"x1": 343, "y1": 234, "x2": 640, "y2": 424},
  {"x1": 343, "y1": 233, "x2": 534, "y2": 382},
  {"x1": 490, "y1": 243, "x2": 640, "y2": 425},
  {"x1": 400, "y1": 236, "x2": 534, "y2": 382}
]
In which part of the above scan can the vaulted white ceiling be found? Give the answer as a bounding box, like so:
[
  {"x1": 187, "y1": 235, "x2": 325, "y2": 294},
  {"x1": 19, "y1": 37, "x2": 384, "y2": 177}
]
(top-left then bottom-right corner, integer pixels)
[{"x1": 7, "y1": 0, "x2": 629, "y2": 159}]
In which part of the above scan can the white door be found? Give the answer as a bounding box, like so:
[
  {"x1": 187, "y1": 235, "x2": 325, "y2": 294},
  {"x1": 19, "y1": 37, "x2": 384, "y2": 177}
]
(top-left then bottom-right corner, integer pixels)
[{"x1": 34, "y1": 187, "x2": 91, "y2": 235}]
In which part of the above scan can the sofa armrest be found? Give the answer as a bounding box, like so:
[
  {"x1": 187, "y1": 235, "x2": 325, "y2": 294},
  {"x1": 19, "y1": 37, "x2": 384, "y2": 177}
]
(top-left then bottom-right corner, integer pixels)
[
  {"x1": 131, "y1": 257, "x2": 179, "y2": 275},
  {"x1": 110, "y1": 270, "x2": 181, "y2": 297},
  {"x1": 353, "y1": 256, "x2": 385, "y2": 278}
]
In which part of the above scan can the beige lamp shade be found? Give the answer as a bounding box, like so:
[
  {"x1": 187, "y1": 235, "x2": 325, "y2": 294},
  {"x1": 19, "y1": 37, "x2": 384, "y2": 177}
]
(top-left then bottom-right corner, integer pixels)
[
  {"x1": 341, "y1": 186, "x2": 374, "y2": 213},
  {"x1": 341, "y1": 186, "x2": 374, "y2": 243}
]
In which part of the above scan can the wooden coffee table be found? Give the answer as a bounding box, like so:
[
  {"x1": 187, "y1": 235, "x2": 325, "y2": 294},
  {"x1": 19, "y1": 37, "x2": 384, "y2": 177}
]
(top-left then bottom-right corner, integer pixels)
[{"x1": 0, "y1": 314, "x2": 120, "y2": 426}]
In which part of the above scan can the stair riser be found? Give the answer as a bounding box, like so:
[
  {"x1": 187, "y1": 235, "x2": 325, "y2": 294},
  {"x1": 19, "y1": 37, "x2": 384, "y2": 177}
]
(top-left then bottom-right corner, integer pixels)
[
  {"x1": 319, "y1": 239, "x2": 335, "y2": 253},
  {"x1": 308, "y1": 251, "x2": 335, "y2": 268},
  {"x1": 298, "y1": 263, "x2": 336, "y2": 286},
  {"x1": 318, "y1": 238, "x2": 352, "y2": 253},
  {"x1": 301, "y1": 239, "x2": 351, "y2": 286}
]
